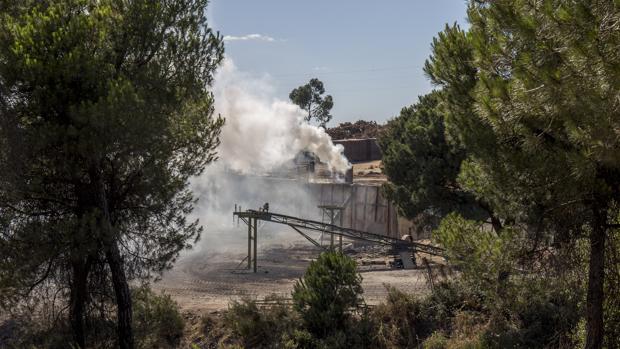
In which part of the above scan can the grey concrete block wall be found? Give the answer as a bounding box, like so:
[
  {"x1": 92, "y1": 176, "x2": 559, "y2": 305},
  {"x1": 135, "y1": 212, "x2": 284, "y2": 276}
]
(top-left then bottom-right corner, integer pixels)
[
  {"x1": 333, "y1": 138, "x2": 382, "y2": 163},
  {"x1": 308, "y1": 183, "x2": 402, "y2": 239}
]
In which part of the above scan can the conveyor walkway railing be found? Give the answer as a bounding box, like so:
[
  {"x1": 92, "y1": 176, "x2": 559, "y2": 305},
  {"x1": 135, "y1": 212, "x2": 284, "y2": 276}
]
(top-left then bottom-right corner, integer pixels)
[{"x1": 233, "y1": 209, "x2": 444, "y2": 272}]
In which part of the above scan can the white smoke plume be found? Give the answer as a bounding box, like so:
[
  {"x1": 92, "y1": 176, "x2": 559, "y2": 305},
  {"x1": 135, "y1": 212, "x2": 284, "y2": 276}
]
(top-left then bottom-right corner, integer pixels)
[
  {"x1": 212, "y1": 59, "x2": 350, "y2": 174},
  {"x1": 184, "y1": 59, "x2": 349, "y2": 255}
]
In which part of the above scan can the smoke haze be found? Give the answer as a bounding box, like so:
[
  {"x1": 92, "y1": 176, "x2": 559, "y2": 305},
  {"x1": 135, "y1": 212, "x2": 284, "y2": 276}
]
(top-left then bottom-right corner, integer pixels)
[
  {"x1": 186, "y1": 59, "x2": 348, "y2": 254},
  {"x1": 212, "y1": 59, "x2": 350, "y2": 174}
]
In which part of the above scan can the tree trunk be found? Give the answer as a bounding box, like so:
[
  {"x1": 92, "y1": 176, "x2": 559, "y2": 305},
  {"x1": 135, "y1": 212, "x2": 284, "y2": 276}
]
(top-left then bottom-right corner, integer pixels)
[
  {"x1": 477, "y1": 199, "x2": 503, "y2": 233},
  {"x1": 489, "y1": 215, "x2": 503, "y2": 234},
  {"x1": 106, "y1": 241, "x2": 134, "y2": 349},
  {"x1": 586, "y1": 206, "x2": 606, "y2": 349},
  {"x1": 69, "y1": 258, "x2": 90, "y2": 348},
  {"x1": 90, "y1": 165, "x2": 134, "y2": 349}
]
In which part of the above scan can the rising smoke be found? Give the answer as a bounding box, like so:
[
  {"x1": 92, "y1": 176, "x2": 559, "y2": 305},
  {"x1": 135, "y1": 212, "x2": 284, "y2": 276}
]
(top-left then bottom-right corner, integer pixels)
[
  {"x1": 212, "y1": 59, "x2": 350, "y2": 174},
  {"x1": 187, "y1": 59, "x2": 349, "y2": 254}
]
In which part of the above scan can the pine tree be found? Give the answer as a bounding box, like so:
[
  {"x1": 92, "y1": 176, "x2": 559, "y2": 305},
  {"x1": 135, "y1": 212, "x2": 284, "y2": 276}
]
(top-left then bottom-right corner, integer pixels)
[
  {"x1": 424, "y1": 2, "x2": 620, "y2": 347},
  {"x1": 289, "y1": 78, "x2": 334, "y2": 128},
  {"x1": 292, "y1": 252, "x2": 363, "y2": 337},
  {"x1": 0, "y1": 1, "x2": 224, "y2": 347},
  {"x1": 379, "y1": 91, "x2": 496, "y2": 230}
]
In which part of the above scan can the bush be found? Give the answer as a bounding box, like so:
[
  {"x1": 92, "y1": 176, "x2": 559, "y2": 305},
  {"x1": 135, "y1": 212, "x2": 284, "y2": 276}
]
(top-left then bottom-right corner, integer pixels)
[
  {"x1": 423, "y1": 332, "x2": 449, "y2": 349},
  {"x1": 372, "y1": 286, "x2": 434, "y2": 348},
  {"x1": 369, "y1": 281, "x2": 487, "y2": 348},
  {"x1": 0, "y1": 316, "x2": 73, "y2": 349},
  {"x1": 282, "y1": 327, "x2": 374, "y2": 349},
  {"x1": 132, "y1": 286, "x2": 185, "y2": 349},
  {"x1": 225, "y1": 295, "x2": 297, "y2": 348},
  {"x1": 424, "y1": 281, "x2": 485, "y2": 334},
  {"x1": 216, "y1": 254, "x2": 580, "y2": 349},
  {"x1": 2, "y1": 286, "x2": 184, "y2": 349},
  {"x1": 195, "y1": 313, "x2": 238, "y2": 348},
  {"x1": 292, "y1": 251, "x2": 363, "y2": 337},
  {"x1": 282, "y1": 329, "x2": 318, "y2": 349},
  {"x1": 480, "y1": 282, "x2": 581, "y2": 349}
]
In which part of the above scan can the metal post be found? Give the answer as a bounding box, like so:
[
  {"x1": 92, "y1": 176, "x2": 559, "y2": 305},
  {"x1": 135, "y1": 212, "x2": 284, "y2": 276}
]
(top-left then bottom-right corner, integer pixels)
[
  {"x1": 330, "y1": 210, "x2": 334, "y2": 248},
  {"x1": 247, "y1": 217, "x2": 252, "y2": 270},
  {"x1": 253, "y1": 217, "x2": 258, "y2": 273},
  {"x1": 339, "y1": 209, "x2": 343, "y2": 252}
]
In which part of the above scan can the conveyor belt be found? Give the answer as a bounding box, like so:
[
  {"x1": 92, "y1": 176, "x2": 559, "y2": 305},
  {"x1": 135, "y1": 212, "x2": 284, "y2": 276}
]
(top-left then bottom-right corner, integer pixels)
[{"x1": 234, "y1": 209, "x2": 443, "y2": 256}]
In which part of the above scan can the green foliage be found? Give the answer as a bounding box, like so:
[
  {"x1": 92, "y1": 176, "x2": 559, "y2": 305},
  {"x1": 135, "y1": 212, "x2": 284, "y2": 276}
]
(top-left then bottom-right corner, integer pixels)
[
  {"x1": 423, "y1": 332, "x2": 450, "y2": 349},
  {"x1": 282, "y1": 329, "x2": 316, "y2": 349},
  {"x1": 292, "y1": 252, "x2": 363, "y2": 337},
  {"x1": 371, "y1": 286, "x2": 434, "y2": 348},
  {"x1": 423, "y1": 24, "x2": 489, "y2": 155},
  {"x1": 379, "y1": 92, "x2": 488, "y2": 228},
  {"x1": 132, "y1": 286, "x2": 185, "y2": 349},
  {"x1": 424, "y1": 282, "x2": 484, "y2": 333},
  {"x1": 433, "y1": 214, "x2": 582, "y2": 347},
  {"x1": 195, "y1": 314, "x2": 237, "y2": 348},
  {"x1": 416, "y1": 279, "x2": 580, "y2": 349},
  {"x1": 419, "y1": 1, "x2": 620, "y2": 346},
  {"x1": 0, "y1": 317, "x2": 74, "y2": 349},
  {"x1": 0, "y1": 0, "x2": 224, "y2": 345},
  {"x1": 370, "y1": 282, "x2": 484, "y2": 348},
  {"x1": 215, "y1": 276, "x2": 579, "y2": 349},
  {"x1": 289, "y1": 78, "x2": 334, "y2": 127},
  {"x1": 225, "y1": 295, "x2": 298, "y2": 349},
  {"x1": 282, "y1": 325, "x2": 375, "y2": 349},
  {"x1": 433, "y1": 214, "x2": 519, "y2": 293},
  {"x1": 479, "y1": 280, "x2": 580, "y2": 348}
]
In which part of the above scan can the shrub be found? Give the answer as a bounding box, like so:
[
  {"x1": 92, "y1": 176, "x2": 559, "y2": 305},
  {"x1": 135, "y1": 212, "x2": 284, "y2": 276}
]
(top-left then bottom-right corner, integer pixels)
[
  {"x1": 423, "y1": 332, "x2": 449, "y2": 349},
  {"x1": 369, "y1": 281, "x2": 487, "y2": 348},
  {"x1": 292, "y1": 251, "x2": 363, "y2": 337},
  {"x1": 195, "y1": 313, "x2": 239, "y2": 348},
  {"x1": 424, "y1": 281, "x2": 485, "y2": 334},
  {"x1": 132, "y1": 286, "x2": 185, "y2": 349},
  {"x1": 0, "y1": 316, "x2": 73, "y2": 349},
  {"x1": 372, "y1": 286, "x2": 434, "y2": 348},
  {"x1": 424, "y1": 327, "x2": 485, "y2": 349},
  {"x1": 2, "y1": 287, "x2": 184, "y2": 349},
  {"x1": 282, "y1": 327, "x2": 372, "y2": 349},
  {"x1": 282, "y1": 329, "x2": 318, "y2": 349},
  {"x1": 480, "y1": 282, "x2": 581, "y2": 349},
  {"x1": 225, "y1": 295, "x2": 297, "y2": 348},
  {"x1": 346, "y1": 309, "x2": 381, "y2": 348}
]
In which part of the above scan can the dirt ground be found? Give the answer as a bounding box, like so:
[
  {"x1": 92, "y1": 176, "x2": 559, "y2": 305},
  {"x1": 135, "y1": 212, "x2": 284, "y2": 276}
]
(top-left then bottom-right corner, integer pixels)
[
  {"x1": 352, "y1": 160, "x2": 387, "y2": 184},
  {"x1": 153, "y1": 228, "x2": 436, "y2": 312}
]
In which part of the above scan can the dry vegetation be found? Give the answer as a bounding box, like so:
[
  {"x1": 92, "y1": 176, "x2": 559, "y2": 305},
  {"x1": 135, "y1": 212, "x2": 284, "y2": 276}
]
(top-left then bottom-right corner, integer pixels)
[{"x1": 326, "y1": 120, "x2": 385, "y2": 140}]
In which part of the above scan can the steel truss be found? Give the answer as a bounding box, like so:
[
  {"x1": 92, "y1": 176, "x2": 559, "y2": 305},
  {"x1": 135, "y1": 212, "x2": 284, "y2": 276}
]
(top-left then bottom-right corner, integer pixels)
[{"x1": 234, "y1": 209, "x2": 444, "y2": 258}]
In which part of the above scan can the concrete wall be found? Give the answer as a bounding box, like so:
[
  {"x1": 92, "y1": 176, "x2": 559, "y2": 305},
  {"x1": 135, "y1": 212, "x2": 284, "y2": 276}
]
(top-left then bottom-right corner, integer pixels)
[
  {"x1": 226, "y1": 174, "x2": 420, "y2": 240},
  {"x1": 306, "y1": 183, "x2": 418, "y2": 240},
  {"x1": 333, "y1": 138, "x2": 382, "y2": 163}
]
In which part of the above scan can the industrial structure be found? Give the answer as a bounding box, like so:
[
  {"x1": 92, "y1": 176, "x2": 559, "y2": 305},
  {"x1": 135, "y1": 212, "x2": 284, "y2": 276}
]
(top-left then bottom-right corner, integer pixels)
[
  {"x1": 233, "y1": 208, "x2": 443, "y2": 273},
  {"x1": 230, "y1": 136, "x2": 437, "y2": 272},
  {"x1": 332, "y1": 138, "x2": 382, "y2": 163}
]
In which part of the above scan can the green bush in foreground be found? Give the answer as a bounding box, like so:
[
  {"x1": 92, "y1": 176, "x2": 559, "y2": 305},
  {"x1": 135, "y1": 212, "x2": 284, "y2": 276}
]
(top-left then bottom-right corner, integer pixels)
[
  {"x1": 223, "y1": 252, "x2": 369, "y2": 349},
  {"x1": 0, "y1": 286, "x2": 183, "y2": 348},
  {"x1": 215, "y1": 252, "x2": 580, "y2": 349},
  {"x1": 132, "y1": 286, "x2": 185, "y2": 349},
  {"x1": 292, "y1": 251, "x2": 363, "y2": 337},
  {"x1": 225, "y1": 295, "x2": 297, "y2": 348}
]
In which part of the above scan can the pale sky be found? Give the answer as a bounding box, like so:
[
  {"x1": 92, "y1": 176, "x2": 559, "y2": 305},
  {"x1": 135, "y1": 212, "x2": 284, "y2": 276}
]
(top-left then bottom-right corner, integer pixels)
[{"x1": 207, "y1": 1, "x2": 469, "y2": 125}]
